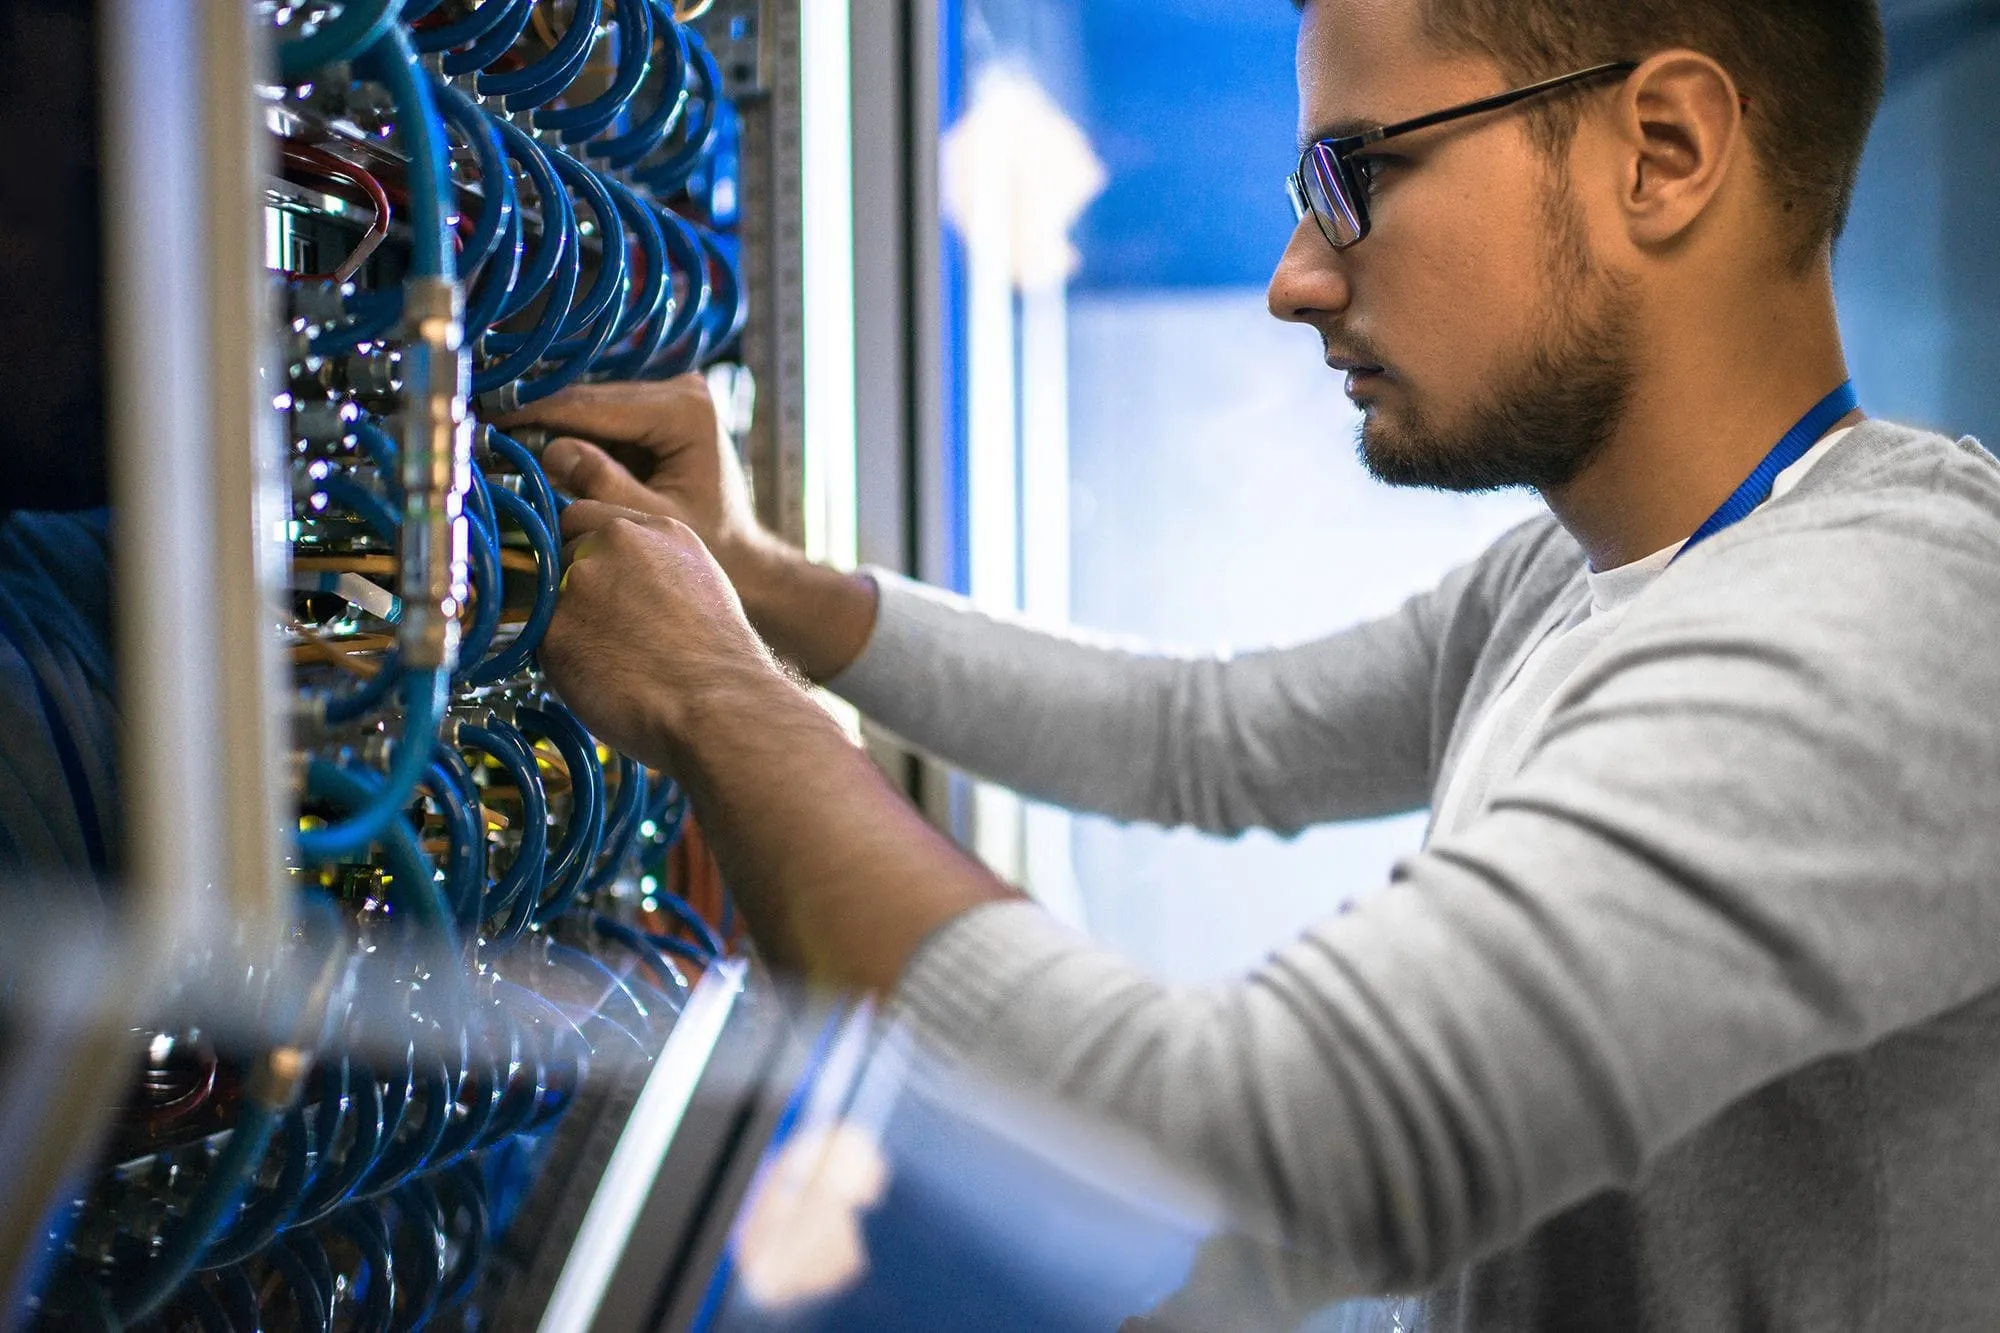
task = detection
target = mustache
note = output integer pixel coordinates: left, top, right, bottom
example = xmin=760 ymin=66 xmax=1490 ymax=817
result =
xmin=1319 ymin=328 xmax=1388 ymax=371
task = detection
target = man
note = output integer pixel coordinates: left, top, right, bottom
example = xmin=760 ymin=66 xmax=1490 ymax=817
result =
xmin=509 ymin=0 xmax=2000 ymax=1324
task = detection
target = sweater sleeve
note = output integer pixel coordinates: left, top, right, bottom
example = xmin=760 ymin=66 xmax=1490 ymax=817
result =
xmin=892 ymin=512 xmax=2000 ymax=1293
xmin=830 ymin=520 xmax=1565 ymax=836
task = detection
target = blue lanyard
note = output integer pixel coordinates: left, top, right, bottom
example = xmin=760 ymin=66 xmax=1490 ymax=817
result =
xmin=1672 ymin=380 xmax=1860 ymax=563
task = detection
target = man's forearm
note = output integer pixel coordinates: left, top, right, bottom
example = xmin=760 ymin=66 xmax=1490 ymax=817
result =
xmin=658 ymin=666 xmax=1018 ymax=990
xmin=729 ymin=540 xmax=880 ymax=684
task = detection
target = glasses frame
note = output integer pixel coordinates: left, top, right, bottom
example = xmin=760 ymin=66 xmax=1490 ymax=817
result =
xmin=1287 ymin=60 xmax=1642 ymax=251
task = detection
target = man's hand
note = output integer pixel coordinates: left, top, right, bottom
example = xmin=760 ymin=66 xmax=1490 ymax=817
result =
xmin=541 ymin=499 xmax=788 ymax=766
xmin=543 ymin=497 xmax=1017 ymax=993
xmin=500 ymin=376 xmax=878 ymax=683
xmin=500 ymin=374 xmax=761 ymax=564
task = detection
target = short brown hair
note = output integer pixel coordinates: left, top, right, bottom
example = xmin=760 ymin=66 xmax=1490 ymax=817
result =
xmin=1299 ymin=0 xmax=1886 ymax=269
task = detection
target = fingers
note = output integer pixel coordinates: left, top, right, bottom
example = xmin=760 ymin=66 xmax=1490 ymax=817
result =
xmin=541 ymin=436 xmax=668 ymax=513
xmin=494 ymin=374 xmax=714 ymax=448
xmin=559 ymin=498 xmax=649 ymax=543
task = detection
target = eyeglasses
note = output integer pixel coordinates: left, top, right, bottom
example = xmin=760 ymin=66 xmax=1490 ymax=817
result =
xmin=1286 ymin=61 xmax=1641 ymax=250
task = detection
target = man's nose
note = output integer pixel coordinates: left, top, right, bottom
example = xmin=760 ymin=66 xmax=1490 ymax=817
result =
xmin=1268 ymin=219 xmax=1353 ymax=325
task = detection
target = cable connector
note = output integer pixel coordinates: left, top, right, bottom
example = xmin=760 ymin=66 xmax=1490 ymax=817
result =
xmin=396 ymin=276 xmax=473 ymax=672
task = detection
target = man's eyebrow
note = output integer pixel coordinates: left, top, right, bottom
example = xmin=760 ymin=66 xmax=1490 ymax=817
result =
xmin=1298 ymin=119 xmax=1381 ymax=151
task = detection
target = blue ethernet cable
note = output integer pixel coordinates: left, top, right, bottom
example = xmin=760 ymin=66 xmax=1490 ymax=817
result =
xmin=458 ymin=718 xmax=550 ymax=932
xmin=592 ymin=915 xmax=690 ymax=1000
xmin=491 ymin=117 xmax=574 ymax=325
xmin=293 ymin=1064 xmax=385 ymax=1228
xmin=605 ymin=180 xmax=674 ymax=345
xmin=581 ymin=754 xmax=646 ymax=898
xmin=516 ymin=703 xmax=607 ymax=926
xmin=423 ymin=752 xmax=487 ymax=934
xmin=354 ymin=28 xmax=454 ymax=282
xmin=413 ymin=0 xmax=523 ymax=55
xmin=457 ymin=492 xmax=504 ymax=675
xmin=594 ymin=2 xmax=691 ymax=168
xmin=538 ymin=0 xmax=654 ymax=142
xmin=433 ymin=76 xmax=515 ymax=278
xmin=482 ymin=0 xmax=604 ymax=107
xmin=635 ymin=31 xmax=725 ymax=197
xmin=598 ymin=203 xmax=708 ymax=379
xmin=460 ymin=487 xmax=559 ymax=686
xmin=485 ymin=430 xmax=562 ymax=537
xmin=299 ymin=752 xmax=457 ymax=943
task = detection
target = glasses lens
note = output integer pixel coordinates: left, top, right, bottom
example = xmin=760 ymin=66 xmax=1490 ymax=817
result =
xmin=1307 ymin=144 xmax=1366 ymax=247
xmin=1285 ymin=173 xmax=1312 ymax=225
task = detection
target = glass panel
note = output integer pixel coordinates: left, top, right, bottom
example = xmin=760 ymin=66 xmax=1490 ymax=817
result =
xmin=939 ymin=0 xmax=1539 ymax=978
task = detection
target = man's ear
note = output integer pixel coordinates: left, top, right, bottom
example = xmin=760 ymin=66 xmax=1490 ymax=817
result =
xmin=1609 ymin=49 xmax=1749 ymax=252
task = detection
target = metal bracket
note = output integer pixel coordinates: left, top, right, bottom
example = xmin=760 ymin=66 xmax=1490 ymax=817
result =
xmin=692 ymin=0 xmax=771 ymax=101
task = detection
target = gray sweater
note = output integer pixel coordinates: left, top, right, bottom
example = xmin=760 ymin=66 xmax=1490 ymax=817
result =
xmin=833 ymin=421 xmax=2000 ymax=1330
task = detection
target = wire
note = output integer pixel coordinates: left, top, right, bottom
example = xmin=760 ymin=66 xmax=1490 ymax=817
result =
xmin=355 ymin=26 xmax=455 ymax=282
xmin=296 ymin=670 xmax=450 ymax=872
xmin=538 ymin=0 xmax=655 ymax=143
xmin=460 ymin=487 xmax=559 ymax=685
xmin=593 ymin=2 xmax=690 ymax=168
xmin=279 ymin=141 xmax=393 ymax=284
xmin=481 ymin=0 xmax=604 ymax=107
xmin=516 ymin=704 xmax=606 ymax=925
xmin=460 ymin=718 xmax=551 ymax=936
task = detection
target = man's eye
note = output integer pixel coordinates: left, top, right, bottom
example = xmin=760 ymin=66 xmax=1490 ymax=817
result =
xmin=1351 ymin=155 xmax=1393 ymax=196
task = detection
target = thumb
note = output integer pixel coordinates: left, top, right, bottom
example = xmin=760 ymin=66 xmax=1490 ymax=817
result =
xmin=542 ymin=436 xmax=671 ymax=514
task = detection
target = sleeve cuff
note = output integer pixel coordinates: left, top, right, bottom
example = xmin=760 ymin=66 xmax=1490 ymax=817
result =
xmin=892 ymin=899 xmax=1093 ymax=1067
xmin=824 ymin=568 xmax=967 ymax=722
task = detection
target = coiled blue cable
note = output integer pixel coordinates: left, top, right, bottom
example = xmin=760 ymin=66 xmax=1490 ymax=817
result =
xmin=354 ymin=27 xmax=454 ymax=283
xmin=593 ymin=915 xmax=690 ymax=999
xmin=442 ymin=0 xmax=538 ymax=78
xmin=463 ymin=199 xmax=524 ymax=343
xmin=456 ymin=499 xmax=504 ymax=676
xmin=516 ymin=704 xmax=606 ymax=925
xmin=459 ymin=718 xmax=549 ymax=933
xmin=605 ymin=180 xmax=673 ymax=344
xmin=634 ymin=32 xmax=723 ymax=197
xmin=538 ymin=0 xmax=654 ymax=142
xmin=580 ymin=754 xmax=645 ymax=898
xmin=481 ymin=0 xmax=603 ymax=106
xmin=351 ymin=418 xmax=401 ymax=500
xmin=597 ymin=203 xmax=707 ymax=379
xmin=412 ymin=0 xmax=523 ymax=54
xmin=461 ymin=488 xmax=558 ymax=685
xmin=433 ymin=76 xmax=514 ymax=277
xmin=423 ymin=752 xmax=487 ymax=934
xmin=485 ymin=430 xmax=562 ymax=536
xmin=297 ymin=671 xmax=449 ymax=868
xmin=195 ymin=1108 xmax=311 ymax=1270
xmin=310 ymin=473 xmax=404 ymax=726
xmin=594 ymin=2 xmax=690 ymax=168
xmin=327 ymin=1206 xmax=395 ymax=1333
xmin=293 ymin=1065 xmax=385 ymax=1228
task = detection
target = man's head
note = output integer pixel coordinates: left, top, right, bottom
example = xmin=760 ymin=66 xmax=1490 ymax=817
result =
xmin=1271 ymin=0 xmax=1885 ymax=494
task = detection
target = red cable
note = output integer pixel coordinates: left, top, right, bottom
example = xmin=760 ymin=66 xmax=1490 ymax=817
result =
xmin=280 ymin=139 xmax=394 ymax=283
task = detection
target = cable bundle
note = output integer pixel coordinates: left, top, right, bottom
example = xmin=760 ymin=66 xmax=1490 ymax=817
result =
xmin=37 ymin=4 xmax=748 ymax=1327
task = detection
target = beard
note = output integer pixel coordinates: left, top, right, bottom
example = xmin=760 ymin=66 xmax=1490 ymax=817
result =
xmin=1355 ymin=176 xmax=1641 ymax=494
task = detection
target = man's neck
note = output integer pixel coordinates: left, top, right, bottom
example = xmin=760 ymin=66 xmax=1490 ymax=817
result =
xmin=1540 ymin=271 xmax=1859 ymax=571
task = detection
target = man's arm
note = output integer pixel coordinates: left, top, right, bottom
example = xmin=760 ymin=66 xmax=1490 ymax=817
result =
xmin=545 ymin=502 xmax=2000 ymax=1289
xmin=508 ymin=378 xmax=1512 ymax=834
